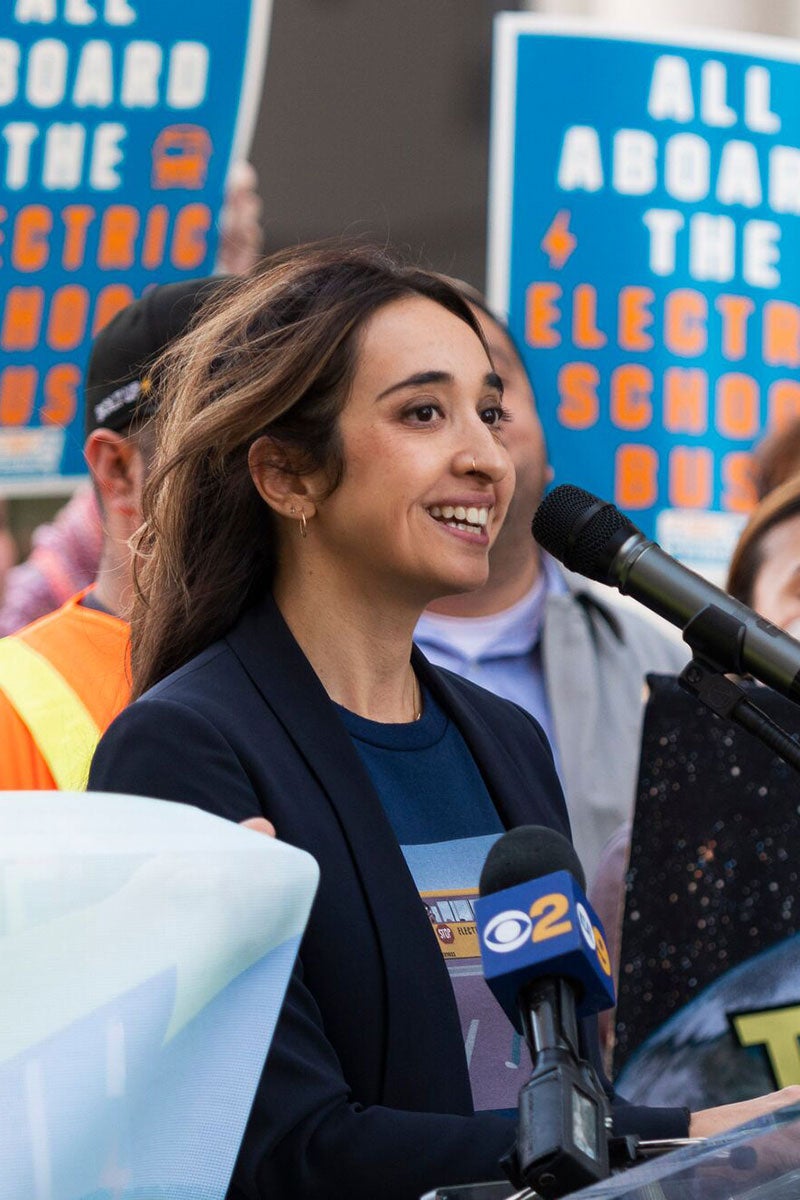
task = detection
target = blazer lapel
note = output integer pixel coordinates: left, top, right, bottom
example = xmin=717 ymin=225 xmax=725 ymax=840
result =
xmin=225 ymin=596 xmax=473 ymax=1109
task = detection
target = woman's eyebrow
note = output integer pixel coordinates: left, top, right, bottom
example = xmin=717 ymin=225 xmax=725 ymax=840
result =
xmin=377 ymin=369 xmax=503 ymax=400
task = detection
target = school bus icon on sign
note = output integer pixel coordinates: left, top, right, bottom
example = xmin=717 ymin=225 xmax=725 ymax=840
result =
xmin=152 ymin=125 xmax=213 ymax=190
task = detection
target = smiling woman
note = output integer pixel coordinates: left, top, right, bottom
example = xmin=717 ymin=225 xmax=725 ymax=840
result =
xmin=88 ymin=244 xmax=690 ymax=1200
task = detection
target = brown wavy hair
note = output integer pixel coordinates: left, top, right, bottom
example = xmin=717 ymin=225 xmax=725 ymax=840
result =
xmin=130 ymin=243 xmax=486 ymax=698
xmin=727 ymin=472 xmax=800 ymax=607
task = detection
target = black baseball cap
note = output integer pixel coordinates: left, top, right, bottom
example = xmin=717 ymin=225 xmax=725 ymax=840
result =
xmin=85 ymin=276 xmax=228 ymax=436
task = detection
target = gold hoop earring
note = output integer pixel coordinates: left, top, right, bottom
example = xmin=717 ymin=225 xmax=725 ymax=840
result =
xmin=300 ymin=510 xmax=308 ymax=539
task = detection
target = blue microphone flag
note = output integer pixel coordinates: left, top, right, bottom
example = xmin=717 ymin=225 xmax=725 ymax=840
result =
xmin=476 ymin=869 xmax=615 ymax=1025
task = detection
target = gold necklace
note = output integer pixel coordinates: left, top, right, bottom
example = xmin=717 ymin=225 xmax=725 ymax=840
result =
xmin=411 ymin=670 xmax=422 ymax=722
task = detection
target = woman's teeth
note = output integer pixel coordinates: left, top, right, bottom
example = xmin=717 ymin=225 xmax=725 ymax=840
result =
xmin=429 ymin=505 xmax=489 ymax=533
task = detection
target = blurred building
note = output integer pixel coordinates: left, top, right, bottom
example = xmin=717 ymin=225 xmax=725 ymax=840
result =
xmin=249 ymin=1 xmax=800 ymax=290
xmin=250 ymin=1 xmax=521 ymax=288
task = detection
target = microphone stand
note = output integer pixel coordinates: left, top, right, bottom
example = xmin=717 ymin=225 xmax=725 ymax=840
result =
xmin=677 ymin=605 xmax=800 ymax=776
xmin=511 ymin=977 xmax=611 ymax=1197
xmin=423 ymin=1137 xmax=723 ymax=1200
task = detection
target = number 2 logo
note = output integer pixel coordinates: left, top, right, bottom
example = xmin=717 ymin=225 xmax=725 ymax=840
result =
xmin=529 ymin=892 xmax=572 ymax=942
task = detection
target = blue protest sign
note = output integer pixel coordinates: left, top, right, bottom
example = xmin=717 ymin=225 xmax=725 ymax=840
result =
xmin=0 ymin=791 xmax=318 ymax=1200
xmin=0 ymin=0 xmax=271 ymax=492
xmin=488 ymin=17 xmax=800 ymax=578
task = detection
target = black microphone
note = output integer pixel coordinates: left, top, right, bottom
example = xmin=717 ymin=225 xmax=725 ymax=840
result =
xmin=533 ymin=483 xmax=800 ymax=702
xmin=476 ymin=826 xmax=613 ymax=1197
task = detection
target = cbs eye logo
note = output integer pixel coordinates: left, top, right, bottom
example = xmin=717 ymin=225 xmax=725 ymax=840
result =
xmin=482 ymin=910 xmax=533 ymax=954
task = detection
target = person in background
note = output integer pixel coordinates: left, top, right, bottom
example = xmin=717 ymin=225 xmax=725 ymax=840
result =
xmin=750 ymin=419 xmax=800 ymax=502
xmin=0 ymin=278 xmax=227 ymax=791
xmin=415 ymin=292 xmax=687 ymax=886
xmin=0 ymin=161 xmax=264 ymax=638
xmin=0 ymin=500 xmax=18 ymax=605
xmin=727 ymin=472 xmax=800 ymax=635
xmin=0 ymin=487 xmax=102 ymax=637
xmin=89 ymin=244 xmax=798 ymax=1200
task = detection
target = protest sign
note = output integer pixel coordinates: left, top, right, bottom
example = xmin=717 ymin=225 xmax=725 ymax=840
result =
xmin=0 ymin=0 xmax=271 ymax=492
xmin=0 ymin=790 xmax=317 ymax=1200
xmin=488 ymin=17 xmax=800 ymax=579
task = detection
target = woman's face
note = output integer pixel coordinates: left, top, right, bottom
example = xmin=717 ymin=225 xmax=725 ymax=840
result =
xmin=313 ymin=294 xmax=514 ymax=605
xmin=470 ymin=309 xmax=549 ymax=560
xmin=751 ymin=511 xmax=800 ymax=637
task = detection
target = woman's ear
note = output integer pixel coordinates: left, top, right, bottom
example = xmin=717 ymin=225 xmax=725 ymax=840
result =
xmin=248 ymin=436 xmax=318 ymax=521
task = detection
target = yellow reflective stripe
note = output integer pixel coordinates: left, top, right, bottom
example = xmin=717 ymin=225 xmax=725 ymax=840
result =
xmin=0 ymin=638 xmax=101 ymax=790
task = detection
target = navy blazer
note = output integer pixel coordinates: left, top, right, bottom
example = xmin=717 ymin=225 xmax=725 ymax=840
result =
xmin=89 ymin=593 xmax=687 ymax=1200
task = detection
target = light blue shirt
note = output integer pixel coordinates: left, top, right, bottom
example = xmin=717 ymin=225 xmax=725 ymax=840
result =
xmin=414 ymin=556 xmax=567 ymax=779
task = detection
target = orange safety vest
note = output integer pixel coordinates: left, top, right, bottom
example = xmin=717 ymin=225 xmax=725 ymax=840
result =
xmin=0 ymin=590 xmax=130 ymax=791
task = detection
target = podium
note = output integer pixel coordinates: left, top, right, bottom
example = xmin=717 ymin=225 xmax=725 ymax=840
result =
xmin=422 ymin=1100 xmax=800 ymax=1199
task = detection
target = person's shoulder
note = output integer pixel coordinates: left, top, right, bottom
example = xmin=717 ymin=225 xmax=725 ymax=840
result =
xmin=553 ymin=568 xmax=687 ymax=668
xmin=92 ymin=637 xmax=249 ymax=770
xmin=126 ymin=639 xmax=250 ymax=735
xmin=600 ymin=599 xmax=687 ymax=669
xmin=142 ymin=639 xmax=234 ymax=702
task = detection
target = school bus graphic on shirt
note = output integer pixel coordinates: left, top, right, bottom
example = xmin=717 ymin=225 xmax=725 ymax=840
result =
xmin=422 ymin=888 xmax=480 ymax=960
xmin=406 ymin=837 xmax=531 ymax=1111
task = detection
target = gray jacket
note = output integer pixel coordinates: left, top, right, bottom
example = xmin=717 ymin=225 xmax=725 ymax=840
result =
xmin=544 ymin=571 xmax=688 ymax=884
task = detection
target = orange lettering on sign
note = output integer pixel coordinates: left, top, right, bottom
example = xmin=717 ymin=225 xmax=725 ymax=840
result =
xmin=12 ymin=206 xmax=52 ymax=272
xmin=557 ymin=363 xmax=599 ymax=429
xmin=663 ymin=368 xmax=708 ymax=434
xmin=618 ymin=287 xmax=654 ymax=352
xmin=92 ymin=284 xmax=135 ymax=334
xmin=2 ymin=287 xmax=43 ymax=350
xmin=669 ymin=447 xmax=712 ymax=508
xmin=716 ymin=295 xmax=753 ymax=361
xmin=62 ymin=205 xmax=95 ymax=271
xmin=615 ymin=445 xmax=658 ymax=509
xmin=665 ymin=289 xmax=707 ymax=357
xmin=610 ymin=365 xmax=653 ymax=430
xmin=41 ymin=364 xmax=80 ymax=426
xmin=47 ymin=285 xmax=89 ymax=351
xmin=722 ymin=452 xmax=756 ymax=513
xmin=525 ymin=283 xmax=562 ymax=349
xmin=171 ymin=203 xmax=212 ymax=270
xmin=142 ymin=204 xmax=169 ymax=270
xmin=716 ymin=373 xmax=759 ymax=440
xmin=98 ymin=206 xmax=140 ymax=269
xmin=767 ymin=380 xmax=800 ymax=432
xmin=0 ymin=367 xmax=36 ymax=426
xmin=572 ymin=284 xmax=606 ymax=349
xmin=763 ymin=301 xmax=800 ymax=368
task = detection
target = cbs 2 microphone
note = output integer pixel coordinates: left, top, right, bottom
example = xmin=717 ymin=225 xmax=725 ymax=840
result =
xmin=476 ymin=827 xmax=616 ymax=1197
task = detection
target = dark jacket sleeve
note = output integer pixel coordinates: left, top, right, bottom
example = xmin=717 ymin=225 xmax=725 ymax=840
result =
xmin=234 ymin=957 xmax=516 ymax=1200
xmin=89 ymin=699 xmax=516 ymax=1200
xmin=578 ymin=1015 xmax=690 ymax=1141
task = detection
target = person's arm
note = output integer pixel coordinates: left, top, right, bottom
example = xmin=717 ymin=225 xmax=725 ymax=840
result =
xmin=214 ymin=160 xmax=263 ymax=276
xmin=89 ymin=698 xmax=515 ymax=1200
xmin=0 ymin=487 xmax=102 ymax=636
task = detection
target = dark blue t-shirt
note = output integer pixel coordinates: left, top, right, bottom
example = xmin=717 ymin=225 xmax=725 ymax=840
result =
xmin=337 ymin=686 xmax=532 ymax=1111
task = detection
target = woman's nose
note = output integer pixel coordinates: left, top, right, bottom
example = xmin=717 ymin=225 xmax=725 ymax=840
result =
xmin=457 ymin=432 xmax=510 ymax=483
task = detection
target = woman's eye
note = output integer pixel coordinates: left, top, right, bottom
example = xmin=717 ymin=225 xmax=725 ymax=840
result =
xmin=410 ymin=404 xmax=438 ymax=423
xmin=481 ymin=404 xmax=509 ymax=426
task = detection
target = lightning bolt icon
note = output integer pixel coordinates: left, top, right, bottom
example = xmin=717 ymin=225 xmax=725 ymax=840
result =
xmin=541 ymin=210 xmax=577 ymax=269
